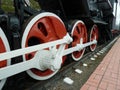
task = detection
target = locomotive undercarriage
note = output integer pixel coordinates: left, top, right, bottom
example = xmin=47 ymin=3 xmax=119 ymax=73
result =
xmin=0 ymin=0 xmax=116 ymax=89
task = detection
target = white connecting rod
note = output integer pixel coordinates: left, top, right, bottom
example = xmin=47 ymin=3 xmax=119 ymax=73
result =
xmin=0 ymin=44 xmax=65 ymax=79
xmin=50 ymin=44 xmax=66 ymax=71
xmin=0 ymin=33 xmax=72 ymax=61
xmin=63 ymin=40 xmax=97 ymax=55
xmin=0 ymin=53 xmax=40 ymax=79
xmin=0 ymin=40 xmax=96 ymax=79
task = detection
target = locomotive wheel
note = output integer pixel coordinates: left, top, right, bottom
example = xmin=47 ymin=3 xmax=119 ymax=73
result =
xmin=71 ymin=20 xmax=87 ymax=61
xmin=89 ymin=25 xmax=99 ymax=51
xmin=0 ymin=28 xmax=10 ymax=90
xmin=21 ymin=12 xmax=67 ymax=80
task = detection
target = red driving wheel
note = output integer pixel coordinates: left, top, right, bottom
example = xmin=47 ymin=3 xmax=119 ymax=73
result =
xmin=89 ymin=25 xmax=99 ymax=51
xmin=22 ymin=12 xmax=67 ymax=80
xmin=71 ymin=20 xmax=87 ymax=61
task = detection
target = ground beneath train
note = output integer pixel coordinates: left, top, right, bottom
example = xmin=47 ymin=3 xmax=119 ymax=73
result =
xmin=45 ymin=51 xmax=108 ymax=90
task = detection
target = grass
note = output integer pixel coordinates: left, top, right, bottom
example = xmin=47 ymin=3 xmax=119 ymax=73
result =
xmin=1 ymin=0 xmax=40 ymax=13
xmin=1 ymin=0 xmax=14 ymax=12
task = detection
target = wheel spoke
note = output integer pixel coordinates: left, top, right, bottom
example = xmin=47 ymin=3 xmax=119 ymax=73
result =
xmin=28 ymin=25 xmax=47 ymax=41
xmin=73 ymin=27 xmax=80 ymax=38
xmin=39 ymin=18 xmax=57 ymax=39
xmin=76 ymin=24 xmax=82 ymax=38
xmin=72 ymin=41 xmax=79 ymax=47
xmin=77 ymin=24 xmax=87 ymax=42
xmin=28 ymin=17 xmax=58 ymax=42
xmin=92 ymin=29 xmax=96 ymax=35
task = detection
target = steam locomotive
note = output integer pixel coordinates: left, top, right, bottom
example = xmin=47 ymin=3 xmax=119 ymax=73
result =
xmin=0 ymin=0 xmax=118 ymax=89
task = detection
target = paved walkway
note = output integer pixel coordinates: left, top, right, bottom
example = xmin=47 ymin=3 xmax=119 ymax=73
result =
xmin=80 ymin=38 xmax=120 ymax=90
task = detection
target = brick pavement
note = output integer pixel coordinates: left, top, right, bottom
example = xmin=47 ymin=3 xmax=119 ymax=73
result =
xmin=80 ymin=38 xmax=120 ymax=90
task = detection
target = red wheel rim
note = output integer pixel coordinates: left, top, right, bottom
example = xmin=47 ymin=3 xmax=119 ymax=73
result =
xmin=71 ymin=21 xmax=87 ymax=61
xmin=0 ymin=28 xmax=10 ymax=90
xmin=90 ymin=25 xmax=99 ymax=51
xmin=0 ymin=38 xmax=7 ymax=68
xmin=22 ymin=13 xmax=67 ymax=79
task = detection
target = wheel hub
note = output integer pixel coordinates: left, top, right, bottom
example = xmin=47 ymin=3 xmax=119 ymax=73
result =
xmin=36 ymin=50 xmax=62 ymax=71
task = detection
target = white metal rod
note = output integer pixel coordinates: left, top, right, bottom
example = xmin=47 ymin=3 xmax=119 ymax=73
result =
xmin=0 ymin=38 xmax=67 ymax=61
xmin=63 ymin=46 xmax=79 ymax=56
xmin=0 ymin=40 xmax=97 ymax=79
xmin=64 ymin=40 xmax=97 ymax=55
xmin=83 ymin=40 xmax=97 ymax=48
xmin=0 ymin=45 xmax=66 ymax=79
xmin=51 ymin=44 xmax=66 ymax=71
xmin=0 ymin=58 xmax=37 ymax=79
